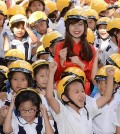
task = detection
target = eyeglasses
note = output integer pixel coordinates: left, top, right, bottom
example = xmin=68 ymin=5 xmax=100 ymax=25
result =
xmin=19 ymin=107 xmax=37 ymax=114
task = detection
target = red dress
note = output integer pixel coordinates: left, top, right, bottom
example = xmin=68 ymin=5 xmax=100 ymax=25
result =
xmin=54 ymin=41 xmax=96 ymax=95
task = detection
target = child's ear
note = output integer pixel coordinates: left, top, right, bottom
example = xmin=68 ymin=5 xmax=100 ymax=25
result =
xmin=61 ymin=94 xmax=69 ymax=102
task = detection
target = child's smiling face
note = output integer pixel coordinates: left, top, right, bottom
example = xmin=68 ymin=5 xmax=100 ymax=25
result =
xmin=12 ymin=23 xmax=26 ymax=38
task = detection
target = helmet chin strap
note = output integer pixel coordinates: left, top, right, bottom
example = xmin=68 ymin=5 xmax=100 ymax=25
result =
xmin=36 ymin=83 xmax=46 ymax=91
xmin=65 ymin=96 xmax=89 ymax=120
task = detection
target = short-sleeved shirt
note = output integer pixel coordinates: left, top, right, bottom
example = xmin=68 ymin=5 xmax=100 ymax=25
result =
xmin=50 ymin=96 xmax=101 ymax=134
xmin=93 ymin=92 xmax=120 ymax=134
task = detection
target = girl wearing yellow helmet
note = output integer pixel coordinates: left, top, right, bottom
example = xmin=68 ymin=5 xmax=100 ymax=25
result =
xmin=3 ymin=88 xmax=54 ymax=134
xmin=4 ymin=14 xmax=38 ymax=62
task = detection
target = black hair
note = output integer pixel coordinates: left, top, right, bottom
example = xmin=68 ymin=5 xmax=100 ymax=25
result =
xmin=64 ymin=19 xmax=93 ymax=61
xmin=33 ymin=64 xmax=49 ymax=88
xmin=0 ymin=73 xmax=7 ymax=92
xmin=8 ymin=71 xmax=33 ymax=88
xmin=15 ymin=89 xmax=41 ymax=117
xmin=11 ymin=21 xmax=28 ymax=38
xmin=28 ymin=0 xmax=45 ymax=11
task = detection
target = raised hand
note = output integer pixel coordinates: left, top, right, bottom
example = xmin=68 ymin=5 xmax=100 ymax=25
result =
xmin=106 ymin=66 xmax=115 ymax=77
xmin=49 ymin=61 xmax=58 ymax=74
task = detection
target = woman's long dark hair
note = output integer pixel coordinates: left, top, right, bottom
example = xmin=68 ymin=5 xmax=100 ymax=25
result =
xmin=63 ymin=19 xmax=93 ymax=61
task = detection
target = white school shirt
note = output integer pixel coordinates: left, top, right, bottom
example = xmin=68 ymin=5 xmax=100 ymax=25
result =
xmin=56 ymin=17 xmax=66 ymax=37
xmin=50 ymin=95 xmax=101 ymax=134
xmin=114 ymin=102 xmax=120 ymax=127
xmin=94 ymin=37 xmax=118 ymax=65
xmin=0 ymin=24 xmax=12 ymax=58
xmin=11 ymin=116 xmax=54 ymax=134
xmin=9 ymin=35 xmax=37 ymax=60
xmin=93 ymin=92 xmax=120 ymax=134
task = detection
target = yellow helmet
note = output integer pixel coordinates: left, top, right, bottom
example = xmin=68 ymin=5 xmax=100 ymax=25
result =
xmin=57 ymin=75 xmax=84 ymax=99
xmin=0 ymin=65 xmax=9 ymax=78
xmin=36 ymin=45 xmax=49 ymax=59
xmin=107 ymin=18 xmax=120 ymax=32
xmin=84 ymin=9 xmax=99 ymax=20
xmin=32 ymin=59 xmax=49 ymax=70
xmin=8 ymin=5 xmax=26 ymax=16
xmin=86 ymin=28 xmax=95 ymax=44
xmin=57 ymin=0 xmax=71 ymax=12
xmin=90 ymin=0 xmax=108 ymax=15
xmin=114 ymin=2 xmax=120 ymax=8
xmin=5 ymin=49 xmax=25 ymax=62
xmin=80 ymin=0 xmax=91 ymax=5
xmin=8 ymin=60 xmax=33 ymax=77
xmin=96 ymin=17 xmax=110 ymax=27
xmin=9 ymin=14 xmax=27 ymax=28
xmin=61 ymin=67 xmax=86 ymax=83
xmin=0 ymin=1 xmax=8 ymax=16
xmin=106 ymin=53 xmax=120 ymax=69
xmin=45 ymin=1 xmax=57 ymax=14
xmin=28 ymin=11 xmax=48 ymax=26
xmin=95 ymin=65 xmax=120 ymax=83
xmin=42 ymin=31 xmax=64 ymax=50
xmin=64 ymin=8 xmax=87 ymax=22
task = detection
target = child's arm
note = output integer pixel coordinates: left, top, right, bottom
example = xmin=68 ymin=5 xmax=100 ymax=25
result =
xmin=46 ymin=62 xmax=60 ymax=114
xmin=40 ymin=104 xmax=54 ymax=134
xmin=116 ymin=126 xmax=120 ymax=134
xmin=96 ymin=67 xmax=115 ymax=108
xmin=3 ymin=94 xmax=15 ymax=134
xmin=24 ymin=23 xmax=38 ymax=45
xmin=31 ymin=41 xmax=42 ymax=56
xmin=4 ymin=36 xmax=10 ymax=52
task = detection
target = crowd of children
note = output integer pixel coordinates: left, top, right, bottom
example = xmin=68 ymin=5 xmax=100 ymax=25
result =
xmin=1 ymin=0 xmax=120 ymax=134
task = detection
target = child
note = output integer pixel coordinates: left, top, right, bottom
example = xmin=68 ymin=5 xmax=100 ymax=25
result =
xmin=32 ymin=60 xmax=58 ymax=133
xmin=0 ymin=1 xmax=10 ymax=65
xmin=46 ymin=61 xmax=115 ymax=134
xmin=4 ymin=49 xmax=25 ymax=67
xmin=107 ymin=18 xmax=120 ymax=53
xmin=42 ymin=31 xmax=64 ymax=58
xmin=94 ymin=17 xmax=111 ymax=66
xmin=3 ymin=88 xmax=54 ymax=134
xmin=106 ymin=53 xmax=120 ymax=69
xmin=4 ymin=14 xmax=38 ymax=62
xmin=36 ymin=45 xmax=50 ymax=61
xmin=0 ymin=66 xmax=8 ymax=128
xmin=28 ymin=0 xmax=45 ymax=12
xmin=32 ymin=60 xmax=49 ymax=95
xmin=54 ymin=8 xmax=96 ymax=82
xmin=84 ymin=8 xmax=99 ymax=32
xmin=56 ymin=0 xmax=75 ymax=36
xmin=92 ymin=65 xmax=120 ymax=133
xmin=28 ymin=11 xmax=52 ymax=59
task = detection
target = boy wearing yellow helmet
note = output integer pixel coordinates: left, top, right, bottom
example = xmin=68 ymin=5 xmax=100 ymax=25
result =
xmin=92 ymin=65 xmax=120 ymax=134
xmin=46 ymin=61 xmax=115 ymax=134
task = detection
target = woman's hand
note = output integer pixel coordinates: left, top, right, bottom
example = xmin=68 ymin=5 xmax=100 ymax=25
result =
xmin=70 ymin=56 xmax=85 ymax=69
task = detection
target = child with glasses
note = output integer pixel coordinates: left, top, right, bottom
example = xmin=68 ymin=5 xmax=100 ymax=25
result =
xmin=3 ymin=88 xmax=54 ymax=134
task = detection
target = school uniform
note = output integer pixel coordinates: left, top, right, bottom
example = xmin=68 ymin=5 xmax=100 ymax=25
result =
xmin=93 ymin=92 xmax=120 ymax=134
xmin=0 ymin=23 xmax=12 ymax=65
xmin=50 ymin=95 xmax=101 ymax=134
xmin=94 ymin=37 xmax=118 ymax=65
xmin=11 ymin=115 xmax=54 ymax=134
xmin=8 ymin=34 xmax=37 ymax=61
xmin=56 ymin=17 xmax=66 ymax=37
